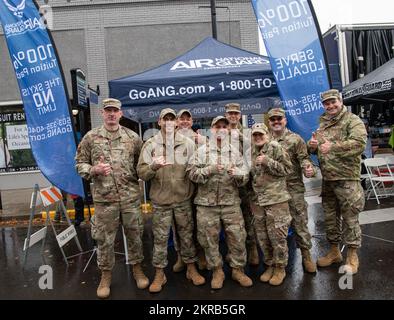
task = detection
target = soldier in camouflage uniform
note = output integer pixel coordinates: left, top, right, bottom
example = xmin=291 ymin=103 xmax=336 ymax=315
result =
xmin=267 ymin=108 xmax=317 ymax=273
xmin=171 ymin=109 xmax=208 ymax=273
xmin=308 ymin=89 xmax=367 ymax=274
xmin=249 ymin=123 xmax=293 ymax=286
xmin=187 ymin=116 xmax=253 ymax=289
xmin=75 ymin=98 xmax=148 ymax=299
xmin=225 ymin=103 xmax=259 ymax=266
xmin=137 ymin=108 xmax=205 ymax=293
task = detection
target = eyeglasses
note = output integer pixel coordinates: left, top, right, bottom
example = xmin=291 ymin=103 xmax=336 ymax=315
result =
xmin=269 ymin=117 xmax=283 ymax=122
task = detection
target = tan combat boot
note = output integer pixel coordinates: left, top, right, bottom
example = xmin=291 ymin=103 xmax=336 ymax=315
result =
xmin=269 ymin=267 xmax=286 ymax=286
xmin=172 ymin=252 xmax=185 ymax=273
xmin=317 ymin=244 xmax=343 ymax=267
xmin=343 ymin=247 xmax=359 ymax=274
xmin=211 ymin=267 xmax=225 ymax=289
xmin=259 ymin=265 xmax=274 ymax=282
xmin=248 ymin=243 xmax=260 ymax=266
xmin=197 ymin=251 xmax=207 ymax=270
xmin=149 ymin=268 xmax=167 ymax=293
xmin=97 ymin=270 xmax=111 ymax=299
xmin=301 ymin=249 xmax=317 ymax=273
xmin=232 ymin=268 xmax=253 ymax=287
xmin=186 ymin=263 xmax=206 ymax=286
xmin=132 ymin=263 xmax=149 ymax=289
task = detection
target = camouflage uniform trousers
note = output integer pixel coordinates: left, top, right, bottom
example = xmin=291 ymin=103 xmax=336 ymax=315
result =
xmin=197 ymin=204 xmax=247 ymax=269
xmin=322 ymin=180 xmax=364 ymax=248
xmin=253 ymin=201 xmax=292 ymax=267
xmin=152 ymin=199 xmax=198 ymax=268
xmin=172 ymin=201 xmax=204 ymax=256
xmin=240 ymin=189 xmax=257 ymax=251
xmin=288 ymin=189 xmax=313 ymax=251
xmin=91 ymin=200 xmax=144 ymax=271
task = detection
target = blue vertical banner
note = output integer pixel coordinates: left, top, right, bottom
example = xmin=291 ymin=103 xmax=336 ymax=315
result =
xmin=0 ymin=0 xmax=84 ymax=196
xmin=251 ymin=0 xmax=332 ymax=141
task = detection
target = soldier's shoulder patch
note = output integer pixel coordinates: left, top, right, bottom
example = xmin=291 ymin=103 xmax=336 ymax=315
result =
xmin=121 ymin=126 xmax=140 ymax=139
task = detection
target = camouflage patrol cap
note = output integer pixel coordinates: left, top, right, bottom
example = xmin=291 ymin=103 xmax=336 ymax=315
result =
xmin=268 ymin=108 xmax=286 ymax=119
xmin=177 ymin=109 xmax=192 ymax=118
xmin=321 ymin=89 xmax=342 ymax=102
xmin=211 ymin=116 xmax=229 ymax=127
xmin=224 ymin=103 xmax=241 ymax=113
xmin=102 ymin=98 xmax=121 ymax=110
xmin=159 ymin=108 xmax=177 ymax=119
xmin=252 ymin=123 xmax=268 ymax=135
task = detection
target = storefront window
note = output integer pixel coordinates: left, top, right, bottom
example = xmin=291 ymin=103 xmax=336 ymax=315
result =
xmin=0 ymin=111 xmax=38 ymax=173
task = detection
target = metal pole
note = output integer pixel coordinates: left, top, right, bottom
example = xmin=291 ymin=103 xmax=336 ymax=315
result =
xmin=23 ymin=184 xmax=39 ymax=268
xmin=210 ymin=0 xmax=217 ymax=39
xmin=138 ymin=122 xmax=148 ymax=205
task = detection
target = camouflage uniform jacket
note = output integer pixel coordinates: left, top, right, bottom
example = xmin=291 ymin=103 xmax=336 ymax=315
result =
xmin=187 ymin=141 xmax=248 ymax=206
xmin=137 ymin=131 xmax=195 ymax=206
xmin=272 ymin=128 xmax=316 ymax=193
xmin=250 ymin=140 xmax=292 ymax=206
xmin=75 ymin=125 xmax=142 ymax=203
xmin=307 ymin=106 xmax=367 ymax=181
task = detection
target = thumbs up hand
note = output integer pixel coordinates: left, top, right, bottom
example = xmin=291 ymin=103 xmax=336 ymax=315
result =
xmin=151 ymin=155 xmax=167 ymax=171
xmin=320 ymin=137 xmax=332 ymax=155
xmin=93 ymin=156 xmax=112 ymax=176
xmin=304 ymin=163 xmax=315 ymax=178
xmin=309 ymin=132 xmax=319 ymax=151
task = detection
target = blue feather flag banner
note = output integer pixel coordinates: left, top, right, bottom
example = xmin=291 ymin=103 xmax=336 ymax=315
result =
xmin=0 ymin=0 xmax=84 ymax=196
xmin=250 ymin=0 xmax=332 ymax=141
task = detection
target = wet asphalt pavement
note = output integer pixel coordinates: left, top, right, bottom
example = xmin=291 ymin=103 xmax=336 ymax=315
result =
xmin=0 ymin=198 xmax=393 ymax=300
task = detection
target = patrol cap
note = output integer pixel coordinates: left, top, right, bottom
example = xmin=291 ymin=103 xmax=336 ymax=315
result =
xmin=321 ymin=89 xmax=342 ymax=103
xmin=224 ymin=102 xmax=241 ymax=113
xmin=102 ymin=98 xmax=121 ymax=110
xmin=211 ymin=116 xmax=229 ymax=127
xmin=251 ymin=123 xmax=268 ymax=135
xmin=268 ymin=108 xmax=286 ymax=119
xmin=159 ymin=108 xmax=177 ymax=119
xmin=177 ymin=109 xmax=192 ymax=118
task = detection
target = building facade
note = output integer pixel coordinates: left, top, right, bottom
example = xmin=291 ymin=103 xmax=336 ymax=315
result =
xmin=0 ymin=0 xmax=260 ymax=216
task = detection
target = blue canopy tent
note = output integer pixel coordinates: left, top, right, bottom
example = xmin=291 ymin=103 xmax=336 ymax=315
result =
xmin=109 ymin=37 xmax=280 ymax=124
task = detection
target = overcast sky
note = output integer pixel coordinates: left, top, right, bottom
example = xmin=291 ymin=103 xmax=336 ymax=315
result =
xmin=258 ymin=0 xmax=394 ymax=54
xmin=312 ymin=0 xmax=394 ymax=33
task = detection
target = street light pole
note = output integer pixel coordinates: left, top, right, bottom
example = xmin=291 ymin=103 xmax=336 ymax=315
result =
xmin=210 ymin=0 xmax=217 ymax=39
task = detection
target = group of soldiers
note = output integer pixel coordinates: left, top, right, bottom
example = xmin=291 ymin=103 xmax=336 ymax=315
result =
xmin=75 ymin=89 xmax=367 ymax=299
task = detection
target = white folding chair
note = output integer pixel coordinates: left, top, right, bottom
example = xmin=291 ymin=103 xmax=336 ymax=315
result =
xmin=364 ymin=158 xmax=394 ymax=204
xmin=385 ymin=155 xmax=394 ymax=167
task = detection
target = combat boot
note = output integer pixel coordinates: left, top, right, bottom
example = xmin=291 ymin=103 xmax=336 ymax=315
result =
xmin=231 ymin=268 xmax=253 ymax=287
xmin=259 ymin=265 xmax=274 ymax=282
xmin=301 ymin=249 xmax=317 ymax=273
xmin=149 ymin=268 xmax=167 ymax=293
xmin=132 ymin=263 xmax=149 ymax=289
xmin=248 ymin=243 xmax=260 ymax=266
xmin=211 ymin=267 xmax=225 ymax=289
xmin=343 ymin=247 xmax=359 ymax=274
xmin=97 ymin=270 xmax=111 ymax=299
xmin=317 ymin=244 xmax=343 ymax=267
xmin=172 ymin=252 xmax=185 ymax=273
xmin=269 ymin=267 xmax=286 ymax=286
xmin=197 ymin=251 xmax=207 ymax=270
xmin=186 ymin=263 xmax=205 ymax=286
